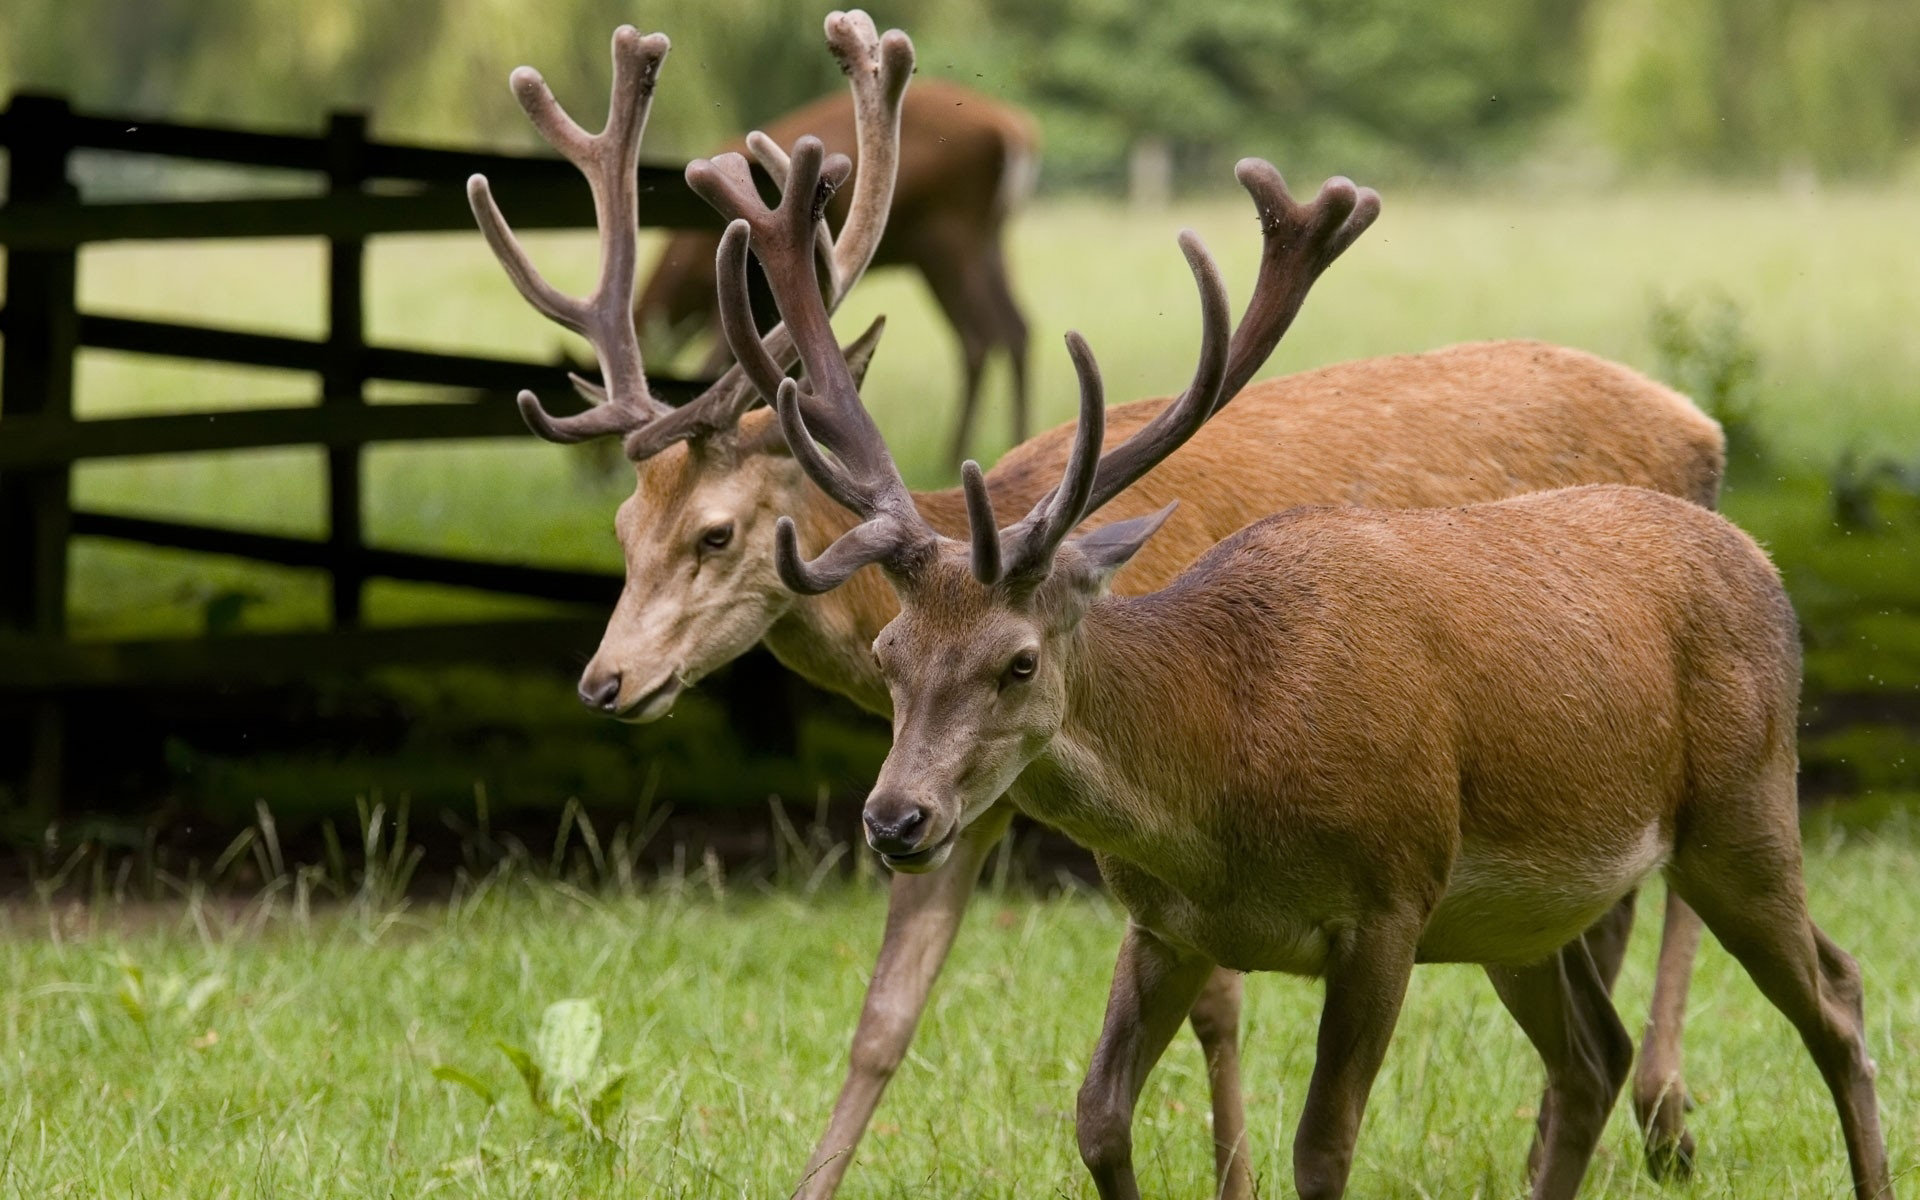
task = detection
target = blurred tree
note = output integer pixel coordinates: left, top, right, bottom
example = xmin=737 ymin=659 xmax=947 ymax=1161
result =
xmin=1587 ymin=0 xmax=1920 ymax=178
xmin=980 ymin=0 xmax=1592 ymax=187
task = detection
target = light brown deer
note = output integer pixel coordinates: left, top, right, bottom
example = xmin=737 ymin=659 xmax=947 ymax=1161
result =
xmin=708 ymin=138 xmax=1893 ymax=1200
xmin=475 ymin=17 xmax=1715 ymax=1195
xmin=636 ymin=81 xmax=1037 ymax=467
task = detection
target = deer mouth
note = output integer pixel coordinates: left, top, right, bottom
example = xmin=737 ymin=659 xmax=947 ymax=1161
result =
xmin=880 ymin=831 xmax=956 ymax=874
xmin=616 ymin=673 xmax=684 ymax=723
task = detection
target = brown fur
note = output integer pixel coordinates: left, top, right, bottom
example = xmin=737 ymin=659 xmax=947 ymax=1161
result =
xmin=865 ymin=485 xmax=1887 ymax=1199
xmin=763 ymin=339 xmax=1722 ymax=715
xmin=636 ymin=79 xmax=1038 ymax=458
xmin=591 ymin=338 xmax=1724 ymax=1200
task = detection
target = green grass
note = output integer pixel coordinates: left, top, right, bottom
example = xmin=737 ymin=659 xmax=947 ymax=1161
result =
xmin=2 ymin=821 xmax=1915 ymax=1197
xmin=38 ymin=182 xmax=1920 ymax=640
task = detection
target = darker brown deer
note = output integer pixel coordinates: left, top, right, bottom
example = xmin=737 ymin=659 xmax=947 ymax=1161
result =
xmin=638 ymin=81 xmax=1036 ymax=467
xmin=708 ymin=139 xmax=1892 ymax=1199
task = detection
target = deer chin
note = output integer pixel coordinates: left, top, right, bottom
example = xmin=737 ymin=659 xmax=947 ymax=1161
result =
xmin=880 ymin=831 xmax=956 ymax=874
xmin=615 ymin=673 xmax=685 ymax=724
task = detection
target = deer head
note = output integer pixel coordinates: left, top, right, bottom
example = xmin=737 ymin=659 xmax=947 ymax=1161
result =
xmin=468 ymin=13 xmax=911 ymax=720
xmin=701 ymin=134 xmax=1379 ymax=867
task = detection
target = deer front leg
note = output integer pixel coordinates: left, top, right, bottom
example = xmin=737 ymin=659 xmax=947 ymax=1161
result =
xmin=1078 ymin=925 xmax=1218 ymax=1200
xmin=1293 ymin=919 xmax=1421 ymax=1200
xmin=791 ymin=800 xmax=1014 ymax=1199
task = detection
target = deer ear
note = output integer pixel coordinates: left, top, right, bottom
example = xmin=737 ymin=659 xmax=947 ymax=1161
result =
xmin=843 ymin=315 xmax=887 ymax=388
xmin=1068 ymin=502 xmax=1178 ymax=590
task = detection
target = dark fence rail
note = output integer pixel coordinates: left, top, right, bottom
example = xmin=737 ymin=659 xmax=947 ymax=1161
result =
xmin=0 ymin=92 xmax=734 ymax=813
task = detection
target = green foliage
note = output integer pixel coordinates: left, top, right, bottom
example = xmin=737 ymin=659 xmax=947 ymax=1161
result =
xmin=1647 ymin=291 xmax=1764 ymax=472
xmin=5 ymin=0 xmax=1917 ymax=185
xmin=432 ymin=997 xmax=631 ymax=1136
xmin=1586 ymin=0 xmax=1920 ymax=178
xmin=3 ymin=853 xmax=1915 ymax=1194
xmin=984 ymin=0 xmax=1588 ymax=185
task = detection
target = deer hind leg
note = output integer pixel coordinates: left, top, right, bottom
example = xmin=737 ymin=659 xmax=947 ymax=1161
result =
xmin=1667 ymin=787 xmax=1890 ymax=1200
xmin=1633 ymin=888 xmax=1705 ymax=1180
xmin=791 ymin=800 xmax=1015 ymax=1200
xmin=914 ymin=229 xmax=1001 ymax=469
xmin=975 ymin=236 xmax=1031 ymax=446
xmin=1187 ymin=967 xmax=1254 ymax=1199
xmin=1490 ymin=937 xmax=1636 ymax=1200
xmin=1078 ymin=925 xmax=1217 ymax=1200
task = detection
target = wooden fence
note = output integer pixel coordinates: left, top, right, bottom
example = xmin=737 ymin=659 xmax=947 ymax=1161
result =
xmin=0 ymin=92 xmax=763 ymax=811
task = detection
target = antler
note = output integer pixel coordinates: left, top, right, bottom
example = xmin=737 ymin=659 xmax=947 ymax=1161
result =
xmin=467 ymin=27 xmax=671 ymax=444
xmin=1217 ymin=160 xmax=1381 ymax=404
xmin=1056 ymin=165 xmax=1380 ymax=526
xmin=968 ymin=162 xmax=1379 ymax=584
xmin=696 ymin=138 xmax=935 ymax=593
xmin=472 ymin=12 xmax=913 ymax=460
xmin=972 ymin=233 xmax=1230 ymax=583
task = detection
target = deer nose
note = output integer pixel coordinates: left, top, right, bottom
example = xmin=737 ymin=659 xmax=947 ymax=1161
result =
xmin=863 ymin=800 xmax=929 ymax=856
xmin=578 ymin=670 xmax=623 ymax=713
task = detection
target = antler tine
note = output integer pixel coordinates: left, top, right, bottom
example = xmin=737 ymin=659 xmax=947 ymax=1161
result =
xmin=822 ymin=10 xmax=915 ymax=293
xmin=993 ymin=232 xmax=1227 ymax=578
xmin=771 ymin=377 xmax=932 ymax=591
xmin=1216 ymin=160 xmax=1382 ymax=408
xmin=961 ymin=462 xmax=1002 ymax=584
xmin=746 ymin=130 xmax=839 ymax=289
xmin=623 ymin=13 xmax=914 ymax=460
xmin=993 ymin=332 xmax=1109 ymax=578
xmin=469 ymin=26 xmax=671 ymax=447
xmin=692 ymin=139 xmax=901 ymax=492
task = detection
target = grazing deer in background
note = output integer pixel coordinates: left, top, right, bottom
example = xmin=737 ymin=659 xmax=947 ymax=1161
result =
xmin=474 ymin=15 xmax=1719 ymax=1195
xmin=707 ymin=137 xmax=1892 ymax=1200
xmin=637 ymin=81 xmax=1037 ymax=467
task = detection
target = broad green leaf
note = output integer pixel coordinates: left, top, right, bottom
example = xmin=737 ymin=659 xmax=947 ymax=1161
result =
xmin=496 ymin=1040 xmax=545 ymax=1113
xmin=587 ymin=1068 xmax=630 ymax=1131
xmin=533 ymin=999 xmax=601 ymax=1095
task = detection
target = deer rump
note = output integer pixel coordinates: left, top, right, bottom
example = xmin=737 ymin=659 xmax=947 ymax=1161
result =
xmin=1068 ymin=484 xmax=1794 ymax=976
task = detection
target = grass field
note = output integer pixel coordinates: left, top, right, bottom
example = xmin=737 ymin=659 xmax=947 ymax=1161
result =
xmin=46 ymin=182 xmax=1920 ymax=640
xmin=1 ymin=817 xmax=1914 ymax=1197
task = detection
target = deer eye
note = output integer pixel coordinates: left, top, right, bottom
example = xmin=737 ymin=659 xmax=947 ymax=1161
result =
xmin=1005 ymin=650 xmax=1038 ymax=685
xmin=699 ymin=522 xmax=734 ymax=552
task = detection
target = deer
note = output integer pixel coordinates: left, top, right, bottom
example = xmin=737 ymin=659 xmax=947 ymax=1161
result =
xmin=471 ymin=15 xmax=1718 ymax=1196
xmin=634 ymin=81 xmax=1037 ymax=467
xmin=703 ymin=134 xmax=1893 ymax=1200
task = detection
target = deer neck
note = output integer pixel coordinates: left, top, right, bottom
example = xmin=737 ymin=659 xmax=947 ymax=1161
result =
xmin=1012 ymin=596 xmax=1233 ymax=876
xmin=759 ymin=481 xmax=905 ymax=717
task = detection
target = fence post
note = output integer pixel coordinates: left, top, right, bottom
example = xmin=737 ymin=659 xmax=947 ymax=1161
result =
xmin=0 ymin=94 xmax=80 ymax=816
xmin=324 ymin=111 xmax=369 ymax=627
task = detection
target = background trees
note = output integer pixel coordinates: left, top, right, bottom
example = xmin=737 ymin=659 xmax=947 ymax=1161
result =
xmin=4 ymin=0 xmax=1917 ymax=190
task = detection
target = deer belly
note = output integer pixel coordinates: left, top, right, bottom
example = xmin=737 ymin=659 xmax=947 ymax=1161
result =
xmin=1417 ymin=825 xmax=1670 ymax=965
xmin=1100 ymin=856 xmax=1332 ymax=975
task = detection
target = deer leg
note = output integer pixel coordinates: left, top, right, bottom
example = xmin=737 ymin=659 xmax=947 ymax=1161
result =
xmin=1668 ymin=828 xmax=1890 ymax=1199
xmin=913 ymin=234 xmax=997 ymax=469
xmin=977 ymin=238 xmax=1031 ymax=445
xmin=1187 ymin=967 xmax=1254 ymax=1199
xmin=1634 ymin=887 xmax=1704 ymax=1180
xmin=1489 ymin=937 xmax=1635 ymax=1200
xmin=1526 ymin=889 xmax=1633 ymax=1180
xmin=1292 ymin=918 xmax=1421 ymax=1200
xmin=790 ymin=800 xmax=1015 ymax=1200
xmin=1077 ymin=924 xmax=1218 ymax=1200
